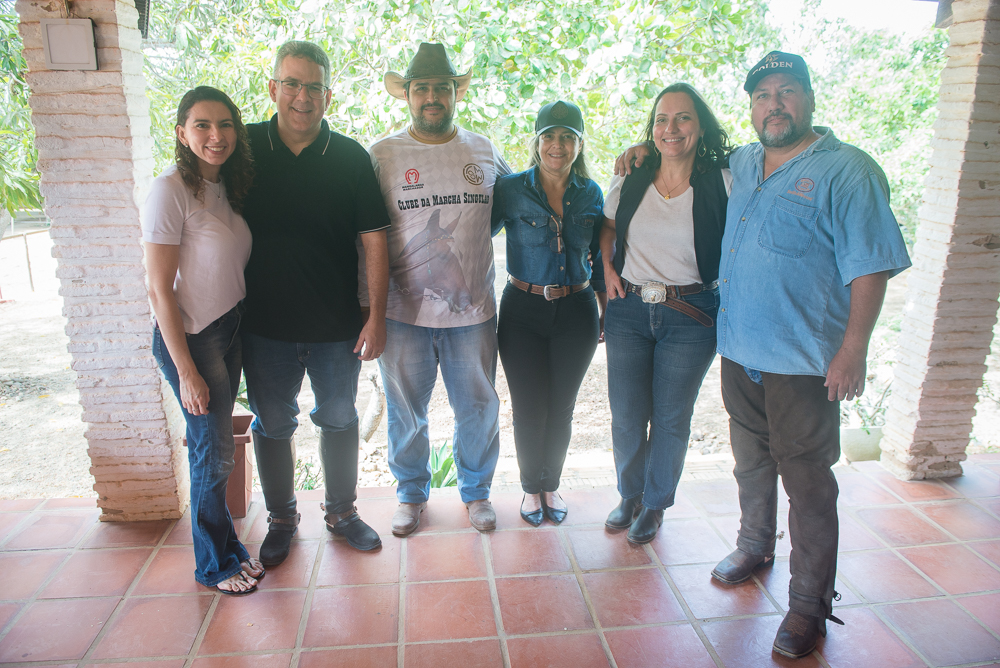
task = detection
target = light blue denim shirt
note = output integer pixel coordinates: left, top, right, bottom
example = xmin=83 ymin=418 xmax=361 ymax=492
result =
xmin=491 ymin=167 xmax=605 ymax=292
xmin=717 ymin=127 xmax=911 ymax=376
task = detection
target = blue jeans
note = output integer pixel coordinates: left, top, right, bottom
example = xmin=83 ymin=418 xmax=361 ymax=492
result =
xmin=380 ymin=317 xmax=501 ymax=504
xmin=153 ymin=306 xmax=250 ymax=587
xmin=241 ymin=333 xmax=362 ymax=515
xmin=605 ymin=290 xmax=718 ymax=510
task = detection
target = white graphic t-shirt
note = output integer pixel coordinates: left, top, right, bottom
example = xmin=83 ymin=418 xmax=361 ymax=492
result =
xmin=368 ymin=126 xmax=511 ymax=328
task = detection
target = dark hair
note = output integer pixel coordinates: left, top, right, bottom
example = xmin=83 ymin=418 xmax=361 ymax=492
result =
xmin=528 ymin=132 xmax=591 ymax=181
xmin=273 ymin=41 xmax=331 ymax=85
xmin=174 ymin=86 xmax=254 ymax=214
xmin=641 ymin=83 xmax=733 ymax=175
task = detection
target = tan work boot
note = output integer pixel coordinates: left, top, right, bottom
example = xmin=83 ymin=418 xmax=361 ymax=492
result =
xmin=392 ymin=502 xmax=426 ymax=537
xmin=466 ymin=499 xmax=496 ymax=532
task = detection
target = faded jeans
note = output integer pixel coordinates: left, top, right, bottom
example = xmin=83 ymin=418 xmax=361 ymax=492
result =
xmin=241 ymin=333 xmax=362 ymax=516
xmin=605 ymin=289 xmax=718 ymax=510
xmin=153 ymin=306 xmax=250 ymax=587
xmin=380 ymin=317 xmax=501 ymax=504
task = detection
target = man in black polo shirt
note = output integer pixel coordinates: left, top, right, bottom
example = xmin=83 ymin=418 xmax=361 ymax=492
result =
xmin=241 ymin=41 xmax=391 ymax=564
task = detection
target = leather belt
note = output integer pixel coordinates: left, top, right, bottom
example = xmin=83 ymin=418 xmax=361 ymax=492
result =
xmin=509 ymin=277 xmax=590 ymax=301
xmin=621 ymin=279 xmax=717 ymax=327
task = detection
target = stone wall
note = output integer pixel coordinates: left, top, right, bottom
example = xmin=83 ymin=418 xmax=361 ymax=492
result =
xmin=16 ymin=0 xmax=187 ymax=519
xmin=881 ymin=0 xmax=1000 ymax=479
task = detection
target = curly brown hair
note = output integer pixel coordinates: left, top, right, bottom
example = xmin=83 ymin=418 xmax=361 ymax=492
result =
xmin=174 ymin=86 xmax=254 ymax=214
xmin=641 ymin=83 xmax=733 ymax=176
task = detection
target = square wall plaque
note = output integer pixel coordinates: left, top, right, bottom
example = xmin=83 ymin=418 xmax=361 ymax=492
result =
xmin=39 ymin=18 xmax=98 ymax=70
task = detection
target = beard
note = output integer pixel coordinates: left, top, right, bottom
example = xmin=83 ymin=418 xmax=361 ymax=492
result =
xmin=411 ymin=104 xmax=454 ymax=136
xmin=757 ymin=112 xmax=811 ymax=148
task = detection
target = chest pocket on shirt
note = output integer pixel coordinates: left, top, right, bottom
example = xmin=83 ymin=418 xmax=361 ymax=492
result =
xmin=517 ymin=217 xmax=551 ymax=246
xmin=758 ymin=196 xmax=818 ymax=258
xmin=565 ymin=214 xmax=596 ymax=249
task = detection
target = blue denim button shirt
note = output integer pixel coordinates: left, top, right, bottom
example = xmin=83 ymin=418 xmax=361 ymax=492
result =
xmin=491 ymin=167 xmax=605 ymax=292
xmin=717 ymin=127 xmax=911 ymax=377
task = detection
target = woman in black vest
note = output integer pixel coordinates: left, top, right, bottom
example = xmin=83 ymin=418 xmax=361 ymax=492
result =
xmin=600 ymin=83 xmax=733 ymax=544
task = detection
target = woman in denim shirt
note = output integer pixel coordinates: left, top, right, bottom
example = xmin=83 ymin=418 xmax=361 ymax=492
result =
xmin=491 ymin=101 xmax=606 ymax=526
xmin=600 ymin=84 xmax=732 ymax=545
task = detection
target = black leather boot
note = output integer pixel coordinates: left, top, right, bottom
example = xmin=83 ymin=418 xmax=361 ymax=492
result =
xmin=605 ymin=495 xmax=642 ymax=529
xmin=253 ymin=433 xmax=298 ymax=566
xmin=711 ymin=548 xmax=775 ymax=584
xmin=318 ymin=425 xmax=379 ymax=551
xmin=323 ymin=503 xmax=382 ymax=551
xmin=773 ymin=607 xmax=844 ymax=658
xmin=772 ymin=610 xmax=824 ymax=658
xmin=626 ymin=506 xmax=664 ymax=544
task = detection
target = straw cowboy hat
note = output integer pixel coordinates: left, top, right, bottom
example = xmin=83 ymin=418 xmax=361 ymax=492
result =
xmin=383 ymin=42 xmax=472 ymax=102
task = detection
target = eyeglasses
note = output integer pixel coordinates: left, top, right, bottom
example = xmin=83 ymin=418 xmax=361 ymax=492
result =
xmin=273 ymin=79 xmax=330 ymax=99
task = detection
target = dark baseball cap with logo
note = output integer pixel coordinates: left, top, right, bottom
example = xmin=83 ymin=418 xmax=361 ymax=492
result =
xmin=535 ymin=100 xmax=585 ymax=137
xmin=744 ymin=51 xmax=812 ymax=94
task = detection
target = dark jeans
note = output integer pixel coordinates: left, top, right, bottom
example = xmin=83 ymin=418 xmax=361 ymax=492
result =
xmin=605 ymin=289 xmax=718 ymax=509
xmin=498 ymin=283 xmax=600 ymax=494
xmin=153 ymin=306 xmax=250 ymax=587
xmin=720 ymin=356 xmax=840 ymax=618
xmin=241 ymin=333 xmax=362 ymax=516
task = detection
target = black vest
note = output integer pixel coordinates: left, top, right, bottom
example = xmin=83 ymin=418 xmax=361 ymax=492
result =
xmin=612 ymin=160 xmax=729 ymax=285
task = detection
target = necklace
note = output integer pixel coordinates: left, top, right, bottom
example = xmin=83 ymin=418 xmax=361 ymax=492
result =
xmin=206 ymin=180 xmax=223 ymax=200
xmin=657 ymin=173 xmax=690 ymax=200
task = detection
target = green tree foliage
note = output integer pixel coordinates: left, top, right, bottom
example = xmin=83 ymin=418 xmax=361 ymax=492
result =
xmin=2 ymin=0 xmax=948 ymax=242
xmin=143 ymin=0 xmax=762 ymax=181
xmin=811 ymin=25 xmax=949 ymax=244
xmin=0 ymin=9 xmax=43 ymax=215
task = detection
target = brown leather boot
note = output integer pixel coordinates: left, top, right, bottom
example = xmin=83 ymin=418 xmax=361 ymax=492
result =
xmin=391 ymin=502 xmax=426 ymax=537
xmin=466 ymin=499 xmax=496 ymax=532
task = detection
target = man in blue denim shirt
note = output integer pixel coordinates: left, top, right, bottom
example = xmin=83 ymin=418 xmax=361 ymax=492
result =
xmin=711 ymin=52 xmax=911 ymax=659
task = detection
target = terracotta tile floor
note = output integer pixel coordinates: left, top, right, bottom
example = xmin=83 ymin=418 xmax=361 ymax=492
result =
xmin=1 ymin=455 xmax=999 ymax=667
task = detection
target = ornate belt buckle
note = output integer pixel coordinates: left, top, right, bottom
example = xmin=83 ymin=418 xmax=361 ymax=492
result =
xmin=542 ymin=284 xmax=561 ymax=301
xmin=640 ymin=281 xmax=667 ymax=304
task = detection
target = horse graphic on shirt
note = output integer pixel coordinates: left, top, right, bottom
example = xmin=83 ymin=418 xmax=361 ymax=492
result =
xmin=390 ymin=209 xmax=473 ymax=319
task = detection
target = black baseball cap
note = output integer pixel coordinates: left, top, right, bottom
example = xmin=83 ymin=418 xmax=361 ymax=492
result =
xmin=535 ymin=100 xmax=584 ymax=137
xmin=744 ymin=51 xmax=812 ymax=93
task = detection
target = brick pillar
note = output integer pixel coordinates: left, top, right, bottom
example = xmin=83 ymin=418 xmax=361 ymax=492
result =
xmin=880 ymin=0 xmax=1000 ymax=480
xmin=17 ymin=0 xmax=188 ymax=519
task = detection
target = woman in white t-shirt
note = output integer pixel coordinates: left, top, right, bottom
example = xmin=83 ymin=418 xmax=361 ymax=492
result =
xmin=599 ymin=84 xmax=733 ymax=545
xmin=142 ymin=87 xmax=258 ymax=594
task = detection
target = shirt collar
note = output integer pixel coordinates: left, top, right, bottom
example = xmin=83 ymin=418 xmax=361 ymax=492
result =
xmin=266 ymin=114 xmax=333 ymax=155
xmin=524 ymin=165 xmax=585 ymax=194
xmin=753 ymin=126 xmax=839 ymax=181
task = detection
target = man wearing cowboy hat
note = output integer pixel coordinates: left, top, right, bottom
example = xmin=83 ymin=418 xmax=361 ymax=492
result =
xmin=365 ymin=42 xmax=511 ymax=535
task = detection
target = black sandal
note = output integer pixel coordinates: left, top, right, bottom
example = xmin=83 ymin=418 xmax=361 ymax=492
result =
xmin=216 ymin=571 xmax=257 ymax=596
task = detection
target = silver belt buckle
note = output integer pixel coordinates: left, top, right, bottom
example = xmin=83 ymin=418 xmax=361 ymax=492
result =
xmin=640 ymin=281 xmax=667 ymax=304
xmin=542 ymin=284 xmax=561 ymax=301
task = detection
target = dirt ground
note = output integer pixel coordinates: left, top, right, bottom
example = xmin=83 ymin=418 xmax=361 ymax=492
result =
xmin=1 ymin=232 xmax=998 ymax=500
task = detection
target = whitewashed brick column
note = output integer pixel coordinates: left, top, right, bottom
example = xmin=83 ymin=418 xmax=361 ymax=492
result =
xmin=881 ymin=0 xmax=1000 ymax=480
xmin=17 ymin=0 xmax=188 ymax=519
